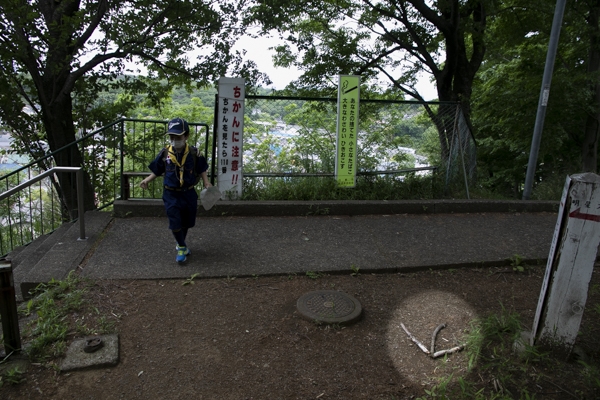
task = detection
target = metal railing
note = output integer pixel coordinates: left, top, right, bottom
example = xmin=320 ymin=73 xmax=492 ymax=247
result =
xmin=240 ymin=95 xmax=473 ymax=196
xmin=0 ymin=119 xmax=210 ymax=256
xmin=0 ymin=167 xmax=87 ymax=247
xmin=0 ymin=97 xmax=474 ymax=255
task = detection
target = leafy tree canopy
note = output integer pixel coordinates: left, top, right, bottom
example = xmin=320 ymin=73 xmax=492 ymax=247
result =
xmin=0 ymin=0 xmax=267 ymax=211
xmin=248 ymin=0 xmax=487 ymax=166
xmin=472 ymin=0 xmax=600 ymax=196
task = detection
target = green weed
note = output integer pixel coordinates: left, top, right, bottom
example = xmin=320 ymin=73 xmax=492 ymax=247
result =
xmin=509 ymin=254 xmax=525 ymax=273
xmin=182 ymin=273 xmax=200 ymax=285
xmin=578 ymin=360 xmax=600 ymax=389
xmin=306 ymin=271 xmax=323 ymax=279
xmin=0 ymin=367 xmax=25 ymax=387
xmin=306 ymin=205 xmax=330 ymax=216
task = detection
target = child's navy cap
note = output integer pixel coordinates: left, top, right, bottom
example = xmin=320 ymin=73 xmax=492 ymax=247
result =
xmin=166 ymin=117 xmax=189 ymax=135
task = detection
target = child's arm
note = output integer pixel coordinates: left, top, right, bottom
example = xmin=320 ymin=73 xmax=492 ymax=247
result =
xmin=140 ymin=173 xmax=158 ymax=190
xmin=200 ymin=171 xmax=212 ymax=188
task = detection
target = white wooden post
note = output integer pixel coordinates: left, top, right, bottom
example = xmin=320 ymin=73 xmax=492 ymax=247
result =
xmin=531 ymin=173 xmax=600 ymax=352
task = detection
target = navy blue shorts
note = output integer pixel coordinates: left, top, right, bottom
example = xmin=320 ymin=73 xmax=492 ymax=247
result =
xmin=162 ymin=188 xmax=198 ymax=230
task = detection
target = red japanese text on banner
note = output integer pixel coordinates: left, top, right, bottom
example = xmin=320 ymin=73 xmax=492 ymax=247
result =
xmin=217 ymin=77 xmax=245 ymax=199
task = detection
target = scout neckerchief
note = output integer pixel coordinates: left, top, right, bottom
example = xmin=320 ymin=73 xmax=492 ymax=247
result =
xmin=167 ymin=143 xmax=189 ymax=187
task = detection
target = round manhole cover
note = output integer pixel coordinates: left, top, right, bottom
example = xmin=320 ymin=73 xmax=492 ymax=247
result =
xmin=296 ymin=290 xmax=362 ymax=325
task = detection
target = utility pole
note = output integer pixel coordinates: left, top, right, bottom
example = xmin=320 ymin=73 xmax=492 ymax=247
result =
xmin=523 ymin=0 xmax=567 ymax=200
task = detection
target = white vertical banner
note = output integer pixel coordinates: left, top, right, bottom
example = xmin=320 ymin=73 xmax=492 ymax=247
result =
xmin=217 ymin=77 xmax=245 ymax=199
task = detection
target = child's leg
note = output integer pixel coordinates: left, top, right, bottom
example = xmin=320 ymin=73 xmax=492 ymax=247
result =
xmin=172 ymin=228 xmax=186 ymax=248
xmin=182 ymin=227 xmax=189 ymax=242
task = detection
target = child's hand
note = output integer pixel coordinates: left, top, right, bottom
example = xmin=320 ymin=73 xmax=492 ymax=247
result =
xmin=139 ymin=173 xmax=156 ymax=190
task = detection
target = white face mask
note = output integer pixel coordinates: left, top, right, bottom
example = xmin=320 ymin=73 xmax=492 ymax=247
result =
xmin=170 ymin=137 xmax=186 ymax=151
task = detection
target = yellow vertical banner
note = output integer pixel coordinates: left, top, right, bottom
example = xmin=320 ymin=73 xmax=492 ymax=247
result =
xmin=335 ymin=75 xmax=360 ymax=188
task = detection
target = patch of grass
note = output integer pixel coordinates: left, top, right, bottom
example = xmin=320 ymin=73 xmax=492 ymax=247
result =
xmin=18 ymin=272 xmax=116 ymax=362
xmin=350 ymin=264 xmax=360 ymax=277
xmin=241 ymin=174 xmax=440 ymax=201
xmin=417 ymin=302 xmax=600 ymax=399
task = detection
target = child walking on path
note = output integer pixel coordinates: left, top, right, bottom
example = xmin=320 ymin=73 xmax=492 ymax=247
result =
xmin=140 ymin=117 xmax=212 ymax=263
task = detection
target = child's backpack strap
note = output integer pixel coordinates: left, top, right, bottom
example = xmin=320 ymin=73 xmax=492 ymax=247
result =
xmin=160 ymin=146 xmax=169 ymax=162
xmin=189 ymin=146 xmax=201 ymax=185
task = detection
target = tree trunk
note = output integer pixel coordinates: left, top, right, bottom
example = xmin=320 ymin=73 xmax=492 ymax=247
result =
xmin=42 ymin=90 xmax=96 ymax=219
xmin=430 ymin=0 xmax=484 ymax=167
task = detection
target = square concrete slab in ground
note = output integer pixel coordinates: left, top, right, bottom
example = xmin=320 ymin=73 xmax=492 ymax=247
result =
xmin=60 ymin=334 xmax=119 ymax=372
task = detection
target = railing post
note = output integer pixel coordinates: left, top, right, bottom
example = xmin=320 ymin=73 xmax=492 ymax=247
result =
xmin=0 ymin=259 xmax=21 ymax=354
xmin=76 ymin=168 xmax=87 ymax=241
xmin=119 ymin=119 xmax=126 ymax=200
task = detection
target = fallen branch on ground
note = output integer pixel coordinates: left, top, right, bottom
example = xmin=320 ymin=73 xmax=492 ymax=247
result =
xmin=400 ymin=323 xmax=430 ymax=354
xmin=401 ymin=322 xmax=465 ymax=359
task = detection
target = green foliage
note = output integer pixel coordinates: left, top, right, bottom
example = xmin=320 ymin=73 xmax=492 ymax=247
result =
xmin=242 ymin=97 xmax=420 ymax=180
xmin=472 ymin=0 xmax=598 ymax=196
xmin=249 ymin=0 xmax=486 ymax=171
xmin=0 ymin=367 xmax=25 ymax=387
xmin=241 ymin=173 xmax=439 ymax=201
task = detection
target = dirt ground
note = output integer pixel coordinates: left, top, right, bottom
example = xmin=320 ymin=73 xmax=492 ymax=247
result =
xmin=2 ymin=264 xmax=600 ymax=399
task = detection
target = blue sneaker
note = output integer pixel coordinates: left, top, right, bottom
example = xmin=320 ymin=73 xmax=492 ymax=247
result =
xmin=176 ymin=246 xmax=190 ymax=263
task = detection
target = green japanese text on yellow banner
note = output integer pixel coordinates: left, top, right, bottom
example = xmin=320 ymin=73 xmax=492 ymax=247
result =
xmin=335 ymin=75 xmax=360 ymax=188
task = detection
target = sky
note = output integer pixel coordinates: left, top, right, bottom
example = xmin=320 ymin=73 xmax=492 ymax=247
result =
xmin=233 ymin=36 xmax=438 ymax=100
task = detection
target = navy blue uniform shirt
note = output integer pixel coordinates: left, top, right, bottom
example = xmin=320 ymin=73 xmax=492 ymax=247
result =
xmin=148 ymin=145 xmax=208 ymax=188
xmin=148 ymin=145 xmax=209 ymax=230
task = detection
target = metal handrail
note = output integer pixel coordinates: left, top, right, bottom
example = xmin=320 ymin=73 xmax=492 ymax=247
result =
xmin=0 ymin=167 xmax=87 ymax=241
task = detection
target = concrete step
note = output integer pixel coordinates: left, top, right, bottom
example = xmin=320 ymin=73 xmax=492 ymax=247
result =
xmin=9 ymin=223 xmax=75 ymax=300
xmin=8 ymin=223 xmax=74 ymax=271
xmin=15 ymin=211 xmax=113 ymax=300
